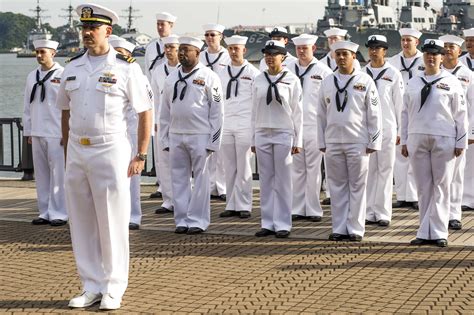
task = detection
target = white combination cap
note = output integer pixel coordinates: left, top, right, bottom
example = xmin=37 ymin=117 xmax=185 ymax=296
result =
xmin=109 ymin=37 xmax=136 ymax=53
xmin=324 ymin=27 xmax=347 ymax=37
xmin=224 ymin=35 xmax=248 ymax=46
xmin=202 ymin=23 xmax=225 ymax=33
xmin=421 ymin=39 xmax=445 ymax=54
xmin=292 ymin=34 xmax=318 ymax=46
xmin=365 ymin=35 xmax=388 ymax=49
xmin=331 ymin=40 xmax=359 ymax=53
xmin=439 ymin=34 xmax=464 ymax=47
xmin=463 ymin=28 xmax=474 ymax=37
xmin=156 ymin=12 xmax=177 ymax=22
xmin=76 ymin=3 xmax=119 ymax=25
xmin=162 ymin=35 xmax=180 ymax=45
xmin=399 ymin=28 xmax=422 ymax=39
xmin=269 ymin=26 xmax=289 ymax=38
xmin=179 ymin=36 xmax=204 ymax=50
xmin=33 ymin=39 xmax=59 ymax=50
xmin=261 ymin=40 xmax=287 ymax=54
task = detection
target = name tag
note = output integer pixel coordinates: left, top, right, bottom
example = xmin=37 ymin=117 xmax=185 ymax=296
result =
xmin=66 ymin=76 xmax=76 ymax=81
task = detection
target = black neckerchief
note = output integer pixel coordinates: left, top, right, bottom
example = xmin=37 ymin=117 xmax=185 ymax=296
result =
xmin=172 ymin=68 xmax=200 ymax=102
xmin=420 ymin=76 xmax=444 ymax=111
xmin=295 ymin=62 xmax=316 ymax=87
xmin=451 ymin=65 xmax=462 ymax=75
xmin=226 ymin=64 xmax=247 ymax=99
xmin=30 ymin=68 xmax=57 ymax=103
xmin=366 ymin=66 xmax=389 ymax=87
xmin=205 ymin=51 xmax=224 ymax=71
xmin=333 ymin=71 xmax=356 ymax=112
xmin=400 ymin=55 xmax=419 ymax=79
xmin=149 ymin=42 xmax=165 ymax=71
xmin=264 ymin=71 xmax=288 ymax=105
xmin=327 ymin=56 xmax=338 ymax=72
xmin=467 ymin=57 xmax=474 ymax=71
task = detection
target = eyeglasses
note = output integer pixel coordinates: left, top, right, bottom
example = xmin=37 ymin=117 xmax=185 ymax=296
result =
xmin=205 ymin=33 xmax=218 ymax=37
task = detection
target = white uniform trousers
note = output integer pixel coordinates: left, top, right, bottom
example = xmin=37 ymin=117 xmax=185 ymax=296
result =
xmin=129 ymin=136 xmax=142 ymax=225
xmin=450 ymin=152 xmax=466 ymax=220
xmin=323 ymin=156 xmax=331 ymax=198
xmin=65 ymin=136 xmax=131 ymax=297
xmin=31 ymin=136 xmax=67 ymax=221
xmin=366 ymin=130 xmax=396 ymax=222
xmin=157 ymin=129 xmax=173 ymax=209
xmin=462 ymin=147 xmax=474 ymax=208
xmin=326 ymin=143 xmax=369 ymax=237
xmin=153 ymin=134 xmax=162 ymax=192
xmin=255 ymin=129 xmax=293 ymax=232
xmin=209 ymin=149 xmax=226 ymax=196
xmin=292 ymin=126 xmax=323 ymax=217
xmin=394 ymin=148 xmax=418 ymax=202
xmin=222 ymin=128 xmax=253 ymax=211
xmin=407 ymin=134 xmax=455 ymax=240
xmin=170 ymin=133 xmax=211 ymax=230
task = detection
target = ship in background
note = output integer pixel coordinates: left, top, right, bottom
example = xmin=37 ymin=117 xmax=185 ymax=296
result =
xmin=55 ymin=2 xmax=82 ymax=57
xmin=436 ymin=0 xmax=474 ymax=34
xmin=119 ymin=1 xmax=152 ymax=56
xmin=17 ymin=0 xmax=52 ymax=58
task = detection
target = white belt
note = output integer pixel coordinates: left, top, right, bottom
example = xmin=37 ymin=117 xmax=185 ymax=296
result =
xmin=69 ymin=133 xmax=126 ymax=146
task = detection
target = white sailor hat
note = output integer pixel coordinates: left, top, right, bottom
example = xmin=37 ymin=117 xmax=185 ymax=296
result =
xmin=331 ymin=40 xmax=359 ymax=53
xmin=269 ymin=26 xmax=289 ymax=38
xmin=179 ymin=36 xmax=204 ymax=50
xmin=224 ymin=35 xmax=248 ymax=46
xmin=202 ymin=23 xmax=225 ymax=34
xmin=156 ymin=12 xmax=177 ymax=22
xmin=76 ymin=3 xmax=119 ymax=26
xmin=421 ymin=39 xmax=445 ymax=54
xmin=291 ymin=34 xmax=318 ymax=46
xmin=261 ymin=40 xmax=287 ymax=54
xmin=162 ymin=35 xmax=180 ymax=45
xmin=109 ymin=37 xmax=136 ymax=53
xmin=399 ymin=28 xmax=422 ymax=39
xmin=463 ymin=28 xmax=474 ymax=38
xmin=439 ymin=34 xmax=464 ymax=47
xmin=33 ymin=39 xmax=59 ymax=50
xmin=365 ymin=35 xmax=388 ymax=49
xmin=324 ymin=28 xmax=347 ymax=37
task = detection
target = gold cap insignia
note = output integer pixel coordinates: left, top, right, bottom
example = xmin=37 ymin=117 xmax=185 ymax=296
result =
xmin=82 ymin=7 xmax=93 ymax=19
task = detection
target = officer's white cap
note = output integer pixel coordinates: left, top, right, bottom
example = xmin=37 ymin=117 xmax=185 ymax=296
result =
xmin=156 ymin=12 xmax=177 ymax=22
xmin=109 ymin=37 xmax=136 ymax=53
xmin=162 ymin=35 xmax=180 ymax=45
xmin=224 ymin=35 xmax=248 ymax=46
xmin=33 ymin=39 xmax=59 ymax=50
xmin=331 ymin=40 xmax=359 ymax=53
xmin=179 ymin=36 xmax=204 ymax=50
xmin=76 ymin=3 xmax=119 ymax=25
xmin=292 ymin=34 xmax=318 ymax=46
xmin=324 ymin=28 xmax=347 ymax=37
xmin=399 ymin=28 xmax=422 ymax=39
xmin=202 ymin=23 xmax=225 ymax=33
xmin=439 ymin=34 xmax=464 ymax=47
xmin=463 ymin=28 xmax=474 ymax=38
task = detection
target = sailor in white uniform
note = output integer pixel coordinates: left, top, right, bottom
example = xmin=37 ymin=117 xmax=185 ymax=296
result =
xmin=440 ymin=34 xmax=474 ymax=230
xmin=160 ymin=36 xmax=223 ymax=234
xmin=23 ymin=39 xmax=67 ymax=226
xmin=320 ymin=28 xmax=361 ymax=72
xmin=200 ymin=23 xmax=229 ymax=201
xmin=150 ymin=35 xmax=180 ymax=215
xmin=401 ymin=39 xmax=468 ymax=248
xmin=460 ymin=28 xmax=474 ymax=211
xmin=258 ymin=27 xmax=297 ymax=71
xmin=252 ymin=40 xmax=303 ymax=238
xmin=216 ymin=35 xmax=260 ymax=219
xmin=57 ymin=4 xmax=153 ymax=310
xmin=317 ymin=41 xmax=382 ymax=242
xmin=287 ymin=34 xmax=332 ymax=222
xmin=388 ymin=28 xmax=424 ymax=210
xmin=363 ymin=35 xmax=404 ymax=227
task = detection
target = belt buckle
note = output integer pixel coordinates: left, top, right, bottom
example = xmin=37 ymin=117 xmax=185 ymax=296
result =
xmin=79 ymin=137 xmax=91 ymax=145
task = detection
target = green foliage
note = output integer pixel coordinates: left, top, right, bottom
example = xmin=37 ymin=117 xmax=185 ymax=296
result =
xmin=0 ymin=12 xmax=36 ymax=49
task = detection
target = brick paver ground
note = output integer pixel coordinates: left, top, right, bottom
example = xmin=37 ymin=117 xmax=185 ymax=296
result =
xmin=1 ymin=179 xmax=473 ymax=313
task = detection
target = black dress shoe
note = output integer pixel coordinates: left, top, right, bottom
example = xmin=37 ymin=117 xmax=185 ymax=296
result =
xmin=155 ymin=206 xmax=173 ymax=214
xmin=255 ymin=228 xmax=276 ymax=237
xmin=219 ymin=194 xmax=227 ymax=201
xmin=275 ymin=230 xmax=290 ymax=238
xmin=435 ymin=239 xmax=448 ymax=247
xmin=50 ymin=219 xmax=67 ymax=226
xmin=239 ymin=211 xmax=251 ymax=219
xmin=365 ymin=219 xmax=377 ymax=225
xmin=32 ymin=218 xmax=50 ymax=225
xmin=392 ymin=200 xmax=409 ymax=208
xmin=129 ymin=223 xmax=140 ymax=230
xmin=448 ymin=219 xmax=462 ymax=230
xmin=292 ymin=214 xmax=305 ymax=221
xmin=187 ymin=227 xmax=204 ymax=235
xmin=411 ymin=202 xmax=419 ymax=210
xmin=328 ymin=233 xmax=348 ymax=241
xmin=410 ymin=238 xmax=428 ymax=245
xmin=219 ymin=210 xmax=238 ymax=217
xmin=461 ymin=205 xmax=474 ymax=211
xmin=175 ymin=226 xmax=188 ymax=234
xmin=349 ymin=234 xmax=363 ymax=242
xmin=308 ymin=216 xmax=322 ymax=222
xmin=149 ymin=191 xmax=162 ymax=199
xmin=321 ymin=198 xmax=331 ymax=205
xmin=377 ymin=220 xmax=390 ymax=227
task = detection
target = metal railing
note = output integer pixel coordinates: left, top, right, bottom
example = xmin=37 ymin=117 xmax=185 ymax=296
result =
xmin=0 ymin=118 xmax=23 ymax=172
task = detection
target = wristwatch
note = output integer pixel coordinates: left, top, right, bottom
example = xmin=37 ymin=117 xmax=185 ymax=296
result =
xmin=136 ymin=152 xmax=147 ymax=161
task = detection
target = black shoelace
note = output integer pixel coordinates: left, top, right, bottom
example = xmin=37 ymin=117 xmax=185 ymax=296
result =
xmin=226 ymin=65 xmax=247 ymax=99
xmin=264 ymin=71 xmax=288 ymax=105
xmin=420 ymin=77 xmax=444 ymax=111
xmin=366 ymin=67 xmax=389 ymax=87
xmin=294 ymin=62 xmax=316 ymax=87
xmin=149 ymin=42 xmax=165 ymax=71
xmin=205 ymin=51 xmax=224 ymax=71
xmin=172 ymin=68 xmax=199 ymax=102
xmin=30 ymin=68 xmax=56 ymax=103
xmin=333 ymin=74 xmax=356 ymax=112
xmin=400 ymin=56 xmax=419 ymax=79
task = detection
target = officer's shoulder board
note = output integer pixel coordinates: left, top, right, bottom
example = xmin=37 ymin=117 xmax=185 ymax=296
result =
xmin=116 ymin=53 xmax=136 ymax=64
xmin=66 ymin=50 xmax=87 ymax=64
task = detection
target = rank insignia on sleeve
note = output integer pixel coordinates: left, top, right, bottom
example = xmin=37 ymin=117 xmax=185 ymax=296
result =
xmin=353 ymin=83 xmax=366 ymax=91
xmin=436 ymin=82 xmax=450 ymax=91
xmin=66 ymin=76 xmax=76 ymax=81
xmin=311 ymin=75 xmax=323 ymax=80
xmin=50 ymin=77 xmax=61 ymax=84
xmin=212 ymin=86 xmax=222 ymax=102
xmin=193 ymin=78 xmax=205 ymax=86
xmin=370 ymin=96 xmax=378 ymax=106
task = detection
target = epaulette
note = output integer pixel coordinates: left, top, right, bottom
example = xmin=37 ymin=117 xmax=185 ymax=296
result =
xmin=116 ymin=53 xmax=136 ymax=63
xmin=66 ymin=50 xmax=87 ymax=63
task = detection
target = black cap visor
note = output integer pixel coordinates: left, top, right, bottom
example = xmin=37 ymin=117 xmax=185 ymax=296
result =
xmin=262 ymin=46 xmax=287 ymax=55
xmin=421 ymin=45 xmax=445 ymax=54
xmin=365 ymin=40 xmax=388 ymax=49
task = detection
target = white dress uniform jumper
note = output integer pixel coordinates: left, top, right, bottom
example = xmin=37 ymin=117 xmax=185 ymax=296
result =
xmin=23 ymin=62 xmax=67 ymax=222
xmin=56 ymin=48 xmax=153 ymax=297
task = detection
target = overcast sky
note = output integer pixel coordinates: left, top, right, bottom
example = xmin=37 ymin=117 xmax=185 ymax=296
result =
xmin=0 ymin=0 xmax=443 ymax=37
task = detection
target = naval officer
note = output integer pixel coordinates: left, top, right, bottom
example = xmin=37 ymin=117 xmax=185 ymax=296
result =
xmin=317 ymin=41 xmax=382 ymax=242
xmin=57 ymin=3 xmax=153 ymax=310
xmin=258 ymin=27 xmax=297 ymax=71
xmin=287 ymin=34 xmax=332 ymax=222
xmin=217 ymin=35 xmax=260 ymax=219
xmin=252 ymin=40 xmax=303 ymax=238
xmin=23 ymin=39 xmax=67 ymax=226
xmin=160 ymin=36 xmax=223 ymax=234
xmin=363 ymin=35 xmax=404 ymax=227
xmin=401 ymin=39 xmax=468 ymax=248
